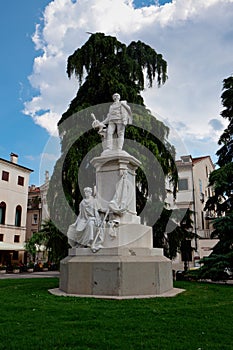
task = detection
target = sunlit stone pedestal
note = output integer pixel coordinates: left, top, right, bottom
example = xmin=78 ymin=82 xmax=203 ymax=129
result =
xmin=59 ymin=224 xmax=173 ymax=297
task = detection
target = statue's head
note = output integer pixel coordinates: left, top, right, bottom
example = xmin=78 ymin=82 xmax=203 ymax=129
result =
xmin=84 ymin=187 xmax=92 ymax=196
xmin=112 ymin=93 xmax=120 ymax=101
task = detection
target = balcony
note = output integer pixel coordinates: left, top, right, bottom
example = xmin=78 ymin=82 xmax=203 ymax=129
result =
xmin=198 ymin=229 xmax=212 ymax=239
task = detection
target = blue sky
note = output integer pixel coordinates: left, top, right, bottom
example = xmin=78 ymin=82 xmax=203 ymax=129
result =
xmin=0 ymin=0 xmax=232 ymax=186
xmin=0 ymin=0 xmax=51 ymax=184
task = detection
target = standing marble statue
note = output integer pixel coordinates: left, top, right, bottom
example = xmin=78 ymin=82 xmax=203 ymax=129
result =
xmin=92 ymin=93 xmax=132 ymax=151
xmin=67 ymin=187 xmax=103 ymax=250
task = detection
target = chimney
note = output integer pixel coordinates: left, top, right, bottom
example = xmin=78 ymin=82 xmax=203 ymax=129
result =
xmin=45 ymin=170 xmax=50 ymax=182
xmin=180 ymin=155 xmax=192 ymax=163
xmin=10 ymin=152 xmax=18 ymax=164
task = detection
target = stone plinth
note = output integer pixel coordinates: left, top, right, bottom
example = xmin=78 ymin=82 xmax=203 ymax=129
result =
xmin=60 ymin=223 xmax=173 ymax=297
xmin=60 ymin=248 xmax=172 ymax=296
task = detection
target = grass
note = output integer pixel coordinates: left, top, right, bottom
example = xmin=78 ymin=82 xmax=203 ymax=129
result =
xmin=0 ymin=278 xmax=232 ymax=350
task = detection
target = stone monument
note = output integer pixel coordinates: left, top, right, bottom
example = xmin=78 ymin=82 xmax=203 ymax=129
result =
xmin=59 ymin=93 xmax=174 ymax=297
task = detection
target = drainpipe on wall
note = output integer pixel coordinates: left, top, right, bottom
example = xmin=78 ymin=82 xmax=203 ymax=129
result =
xmin=191 ymin=162 xmax=198 ymax=251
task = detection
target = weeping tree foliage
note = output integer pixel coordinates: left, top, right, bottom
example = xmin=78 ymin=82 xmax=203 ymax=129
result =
xmin=59 ymin=32 xmax=167 ymax=124
xmin=197 ymin=76 xmax=233 ymax=280
xmin=48 ymin=32 xmax=184 ymax=257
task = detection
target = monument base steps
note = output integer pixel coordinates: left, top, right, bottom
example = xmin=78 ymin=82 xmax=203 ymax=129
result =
xmin=59 ymin=252 xmax=173 ymax=297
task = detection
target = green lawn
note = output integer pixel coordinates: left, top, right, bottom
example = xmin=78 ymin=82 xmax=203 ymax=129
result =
xmin=0 ymin=278 xmax=232 ymax=350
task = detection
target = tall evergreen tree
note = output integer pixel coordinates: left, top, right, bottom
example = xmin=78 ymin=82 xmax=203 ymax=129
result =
xmin=216 ymin=76 xmax=233 ymax=167
xmin=198 ymin=76 xmax=233 ymax=280
xmin=48 ymin=33 xmax=183 ymax=257
xmin=59 ymin=32 xmax=167 ymax=124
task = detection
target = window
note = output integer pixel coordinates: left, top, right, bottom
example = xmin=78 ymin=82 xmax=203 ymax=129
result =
xmin=199 ymin=179 xmax=203 ymax=193
xmin=18 ymin=176 xmax=24 ymax=186
xmin=14 ymin=235 xmax=20 ymax=243
xmin=178 ymin=178 xmax=188 ymax=191
xmin=15 ymin=205 xmax=22 ymax=227
xmin=2 ymin=171 xmax=9 ymax=181
xmin=32 ymin=213 xmax=38 ymax=224
xmin=201 ymin=211 xmax=204 ymax=230
xmin=0 ymin=202 xmax=6 ymax=224
xmin=0 ymin=234 xmax=3 ymax=242
xmin=13 ymin=251 xmax=18 ymax=260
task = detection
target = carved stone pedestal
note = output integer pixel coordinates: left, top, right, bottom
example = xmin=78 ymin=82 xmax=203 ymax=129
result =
xmin=59 ymin=224 xmax=173 ymax=297
xmin=60 ymin=248 xmax=172 ymax=297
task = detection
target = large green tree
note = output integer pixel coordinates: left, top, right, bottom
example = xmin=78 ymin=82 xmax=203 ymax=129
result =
xmin=25 ymin=220 xmax=69 ymax=266
xmin=197 ymin=76 xmax=233 ymax=280
xmin=154 ymin=207 xmax=195 ymax=260
xmin=48 ymin=33 xmax=184 ymax=257
xmin=59 ymin=32 xmax=167 ymax=124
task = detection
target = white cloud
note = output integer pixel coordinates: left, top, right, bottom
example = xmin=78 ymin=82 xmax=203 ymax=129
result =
xmin=39 ymin=136 xmax=61 ymax=184
xmin=24 ymin=0 xmax=233 ymax=160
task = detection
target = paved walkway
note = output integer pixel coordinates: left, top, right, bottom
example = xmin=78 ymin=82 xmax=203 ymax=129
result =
xmin=1 ymin=272 xmax=232 ymax=288
xmin=0 ymin=271 xmax=60 ymax=279
xmin=199 ymin=279 xmax=233 ymax=285
xmin=49 ymin=287 xmax=185 ymax=299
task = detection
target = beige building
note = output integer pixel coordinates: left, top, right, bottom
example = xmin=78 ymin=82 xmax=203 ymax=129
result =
xmin=26 ymin=185 xmax=42 ymax=241
xmin=39 ymin=170 xmax=50 ymax=223
xmin=26 ymin=171 xmax=50 ymax=243
xmin=169 ymin=155 xmax=218 ymax=270
xmin=25 ymin=171 xmax=50 ymax=263
xmin=0 ymin=153 xmax=33 ymax=265
xmin=26 ymin=171 xmax=49 ymax=261
xmin=176 ymin=155 xmax=215 ymax=237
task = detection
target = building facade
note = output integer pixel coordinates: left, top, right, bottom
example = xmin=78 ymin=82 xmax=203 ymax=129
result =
xmin=0 ymin=153 xmax=33 ymax=265
xmin=25 ymin=171 xmax=50 ymax=263
xmin=26 ymin=185 xmax=42 ymax=241
xmin=169 ymin=155 xmax=218 ymax=270
xmin=26 ymin=171 xmax=50 ymax=241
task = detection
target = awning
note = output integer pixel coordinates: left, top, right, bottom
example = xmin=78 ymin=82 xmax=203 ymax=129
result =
xmin=0 ymin=242 xmax=25 ymax=251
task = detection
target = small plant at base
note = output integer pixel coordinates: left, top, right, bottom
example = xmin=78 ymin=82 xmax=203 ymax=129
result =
xmin=43 ymin=262 xmax=49 ymax=269
xmin=13 ymin=264 xmax=20 ymax=270
xmin=27 ymin=261 xmax=34 ymax=269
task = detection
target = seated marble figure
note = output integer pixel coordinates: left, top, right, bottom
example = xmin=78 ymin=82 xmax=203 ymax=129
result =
xmin=67 ymin=187 xmax=103 ymax=249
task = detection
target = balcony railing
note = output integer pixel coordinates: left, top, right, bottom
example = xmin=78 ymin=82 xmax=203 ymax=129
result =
xmin=198 ymin=229 xmax=212 ymax=239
